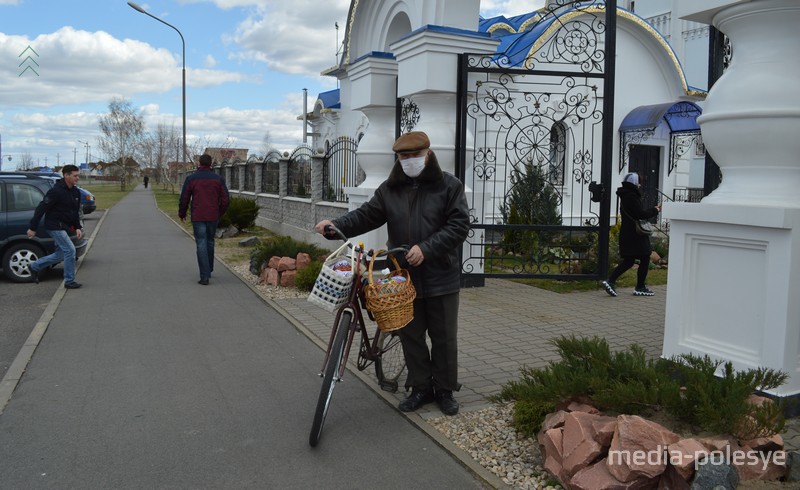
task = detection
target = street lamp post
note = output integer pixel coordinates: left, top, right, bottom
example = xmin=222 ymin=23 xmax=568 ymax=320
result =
xmin=128 ymin=1 xmax=187 ymax=167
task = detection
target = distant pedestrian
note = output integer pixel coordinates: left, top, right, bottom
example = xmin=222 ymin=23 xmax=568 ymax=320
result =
xmin=26 ymin=164 xmax=84 ymax=289
xmin=179 ymin=154 xmax=230 ymax=285
xmin=315 ymin=131 xmax=470 ymax=416
xmin=143 ymin=175 xmax=149 ymax=188
xmin=602 ymin=172 xmax=661 ymax=297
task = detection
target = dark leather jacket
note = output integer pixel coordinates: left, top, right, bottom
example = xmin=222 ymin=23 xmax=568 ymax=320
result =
xmin=29 ymin=179 xmax=82 ymax=232
xmin=332 ymin=151 xmax=470 ymax=298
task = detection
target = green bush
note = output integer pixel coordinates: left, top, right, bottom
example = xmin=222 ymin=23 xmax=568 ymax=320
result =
xmin=295 ymin=261 xmax=323 ymax=291
xmin=222 ymin=197 xmax=260 ymax=232
xmin=491 ymin=335 xmax=787 ymax=440
xmin=500 ymin=164 xmax=561 ymax=257
xmin=249 ymin=236 xmax=329 ymax=274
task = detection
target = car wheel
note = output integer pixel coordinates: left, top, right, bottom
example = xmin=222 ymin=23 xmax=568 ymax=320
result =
xmin=2 ymin=243 xmax=45 ymax=283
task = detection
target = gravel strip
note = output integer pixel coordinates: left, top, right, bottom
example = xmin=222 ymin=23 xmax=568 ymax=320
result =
xmin=230 ymin=263 xmax=559 ymax=488
xmin=429 ymin=404 xmax=561 ymax=489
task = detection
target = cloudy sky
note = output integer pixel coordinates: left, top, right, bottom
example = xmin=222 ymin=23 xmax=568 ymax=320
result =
xmin=0 ymin=0 xmax=541 ymax=170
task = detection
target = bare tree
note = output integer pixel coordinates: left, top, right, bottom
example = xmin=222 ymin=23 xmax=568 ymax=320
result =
xmin=143 ymin=122 xmax=181 ymax=191
xmin=17 ymin=152 xmax=36 ymax=170
xmin=258 ymin=131 xmax=273 ymax=158
xmin=98 ymin=97 xmax=145 ymax=189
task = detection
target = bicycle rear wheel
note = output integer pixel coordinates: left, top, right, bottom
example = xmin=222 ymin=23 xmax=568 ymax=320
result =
xmin=309 ymin=310 xmax=352 ymax=447
xmin=374 ymin=330 xmax=406 ymax=393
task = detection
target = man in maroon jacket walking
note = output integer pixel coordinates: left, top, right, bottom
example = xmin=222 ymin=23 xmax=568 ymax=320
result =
xmin=179 ymin=154 xmax=230 ymax=285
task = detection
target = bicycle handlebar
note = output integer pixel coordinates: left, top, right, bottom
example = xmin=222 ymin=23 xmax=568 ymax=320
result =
xmin=323 ymin=225 xmax=409 ymax=257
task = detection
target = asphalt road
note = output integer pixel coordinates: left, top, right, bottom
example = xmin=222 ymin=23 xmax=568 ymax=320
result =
xmin=0 ymin=212 xmax=101 ymax=379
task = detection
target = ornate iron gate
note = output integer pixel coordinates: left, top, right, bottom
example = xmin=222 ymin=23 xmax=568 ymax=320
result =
xmin=456 ymin=1 xmax=616 ymax=282
xmin=322 ymin=136 xmax=363 ymax=202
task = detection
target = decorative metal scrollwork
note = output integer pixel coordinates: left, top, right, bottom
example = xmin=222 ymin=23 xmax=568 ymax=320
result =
xmin=669 ymin=132 xmax=702 ymax=175
xmin=619 ymin=129 xmax=655 ymax=172
xmin=399 ymin=97 xmax=420 ymax=134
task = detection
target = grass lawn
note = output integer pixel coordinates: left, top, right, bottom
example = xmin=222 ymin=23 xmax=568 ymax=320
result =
xmin=80 ymin=180 xmax=136 ymax=210
xmin=513 ymin=267 xmax=668 ymax=293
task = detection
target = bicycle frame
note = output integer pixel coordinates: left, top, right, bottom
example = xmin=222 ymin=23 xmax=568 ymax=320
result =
xmin=317 ymin=244 xmax=389 ymax=381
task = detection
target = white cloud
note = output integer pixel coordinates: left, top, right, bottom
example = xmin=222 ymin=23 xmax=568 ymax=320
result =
xmin=0 ymin=28 xmax=244 ymax=109
xmin=228 ymin=0 xmax=350 ymax=77
xmin=480 ymin=0 xmax=545 ymax=18
xmin=204 ymin=54 xmax=217 ymax=68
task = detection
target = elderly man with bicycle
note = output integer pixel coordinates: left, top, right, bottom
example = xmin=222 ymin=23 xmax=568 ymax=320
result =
xmin=315 ymin=131 xmax=470 ymax=416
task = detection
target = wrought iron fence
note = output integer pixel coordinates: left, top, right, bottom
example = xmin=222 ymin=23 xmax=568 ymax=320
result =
xmin=673 ymin=187 xmax=704 ymax=203
xmin=244 ymin=156 xmax=257 ymax=192
xmin=227 ymin=159 xmax=241 ymax=190
xmin=287 ymin=145 xmax=312 ymax=197
xmin=261 ymin=149 xmax=281 ymax=194
xmin=323 ymin=136 xmax=363 ymax=202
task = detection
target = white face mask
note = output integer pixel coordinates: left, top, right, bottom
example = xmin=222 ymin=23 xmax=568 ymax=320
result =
xmin=400 ymin=156 xmax=426 ymax=178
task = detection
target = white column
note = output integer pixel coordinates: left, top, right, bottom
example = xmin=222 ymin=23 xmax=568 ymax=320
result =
xmin=345 ymin=55 xmax=398 ymax=249
xmin=664 ymin=0 xmax=800 ymax=396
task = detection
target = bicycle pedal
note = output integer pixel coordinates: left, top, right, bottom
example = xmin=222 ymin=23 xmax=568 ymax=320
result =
xmin=379 ymin=381 xmax=399 ymax=393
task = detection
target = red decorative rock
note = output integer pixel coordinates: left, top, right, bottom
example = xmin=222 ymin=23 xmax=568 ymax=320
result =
xmin=607 ymin=415 xmax=680 ymax=482
xmin=657 ymin=465 xmax=691 ymax=490
xmin=562 ymin=412 xmax=605 ymax=477
xmin=667 ymin=438 xmax=708 ymax=481
xmin=571 ymin=458 xmax=657 ymax=490
xmin=268 ymin=256 xmax=281 ymax=269
xmin=591 ymin=415 xmax=618 ymax=447
xmin=266 ymin=268 xmax=279 ymax=286
xmin=296 ymin=252 xmax=311 ymax=270
xmin=736 ymin=448 xmax=788 ymax=481
xmin=258 ymin=266 xmax=270 ymax=284
xmin=540 ymin=410 xmax=568 ymax=433
xmin=567 ymin=401 xmax=600 ymax=414
xmin=277 ymin=256 xmax=296 ymax=272
xmin=280 ymin=269 xmax=297 ymax=287
xmin=741 ymin=433 xmax=784 ymax=454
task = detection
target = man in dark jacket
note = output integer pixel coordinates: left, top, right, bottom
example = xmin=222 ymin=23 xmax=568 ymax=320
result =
xmin=315 ymin=131 xmax=470 ymax=415
xmin=179 ymin=154 xmax=230 ymax=285
xmin=26 ymin=164 xmax=84 ymax=289
xmin=602 ymin=172 xmax=661 ymax=297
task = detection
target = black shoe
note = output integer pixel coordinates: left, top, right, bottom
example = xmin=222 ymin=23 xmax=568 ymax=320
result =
xmin=64 ymin=282 xmax=82 ymax=289
xmin=435 ymin=390 xmax=459 ymax=416
xmin=30 ymin=267 xmax=39 ymax=284
xmin=398 ymin=388 xmax=435 ymax=412
xmin=198 ymin=279 xmax=209 ymax=285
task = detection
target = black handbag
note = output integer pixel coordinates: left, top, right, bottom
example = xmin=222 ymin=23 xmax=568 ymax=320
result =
xmin=621 ymin=206 xmax=654 ymax=236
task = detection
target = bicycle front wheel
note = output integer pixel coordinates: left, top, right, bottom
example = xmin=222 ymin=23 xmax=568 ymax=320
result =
xmin=309 ymin=310 xmax=352 ymax=447
xmin=374 ymin=330 xmax=406 ymax=393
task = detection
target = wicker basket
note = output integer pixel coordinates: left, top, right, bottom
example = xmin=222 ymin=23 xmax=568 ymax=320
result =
xmin=365 ymin=252 xmax=416 ymax=332
xmin=307 ymin=242 xmax=357 ymax=312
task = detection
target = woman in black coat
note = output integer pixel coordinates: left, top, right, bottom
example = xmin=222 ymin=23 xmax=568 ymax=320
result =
xmin=602 ymin=172 xmax=661 ymax=297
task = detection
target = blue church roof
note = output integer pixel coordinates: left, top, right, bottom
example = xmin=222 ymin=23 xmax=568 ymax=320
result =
xmin=316 ymin=89 xmax=340 ymax=110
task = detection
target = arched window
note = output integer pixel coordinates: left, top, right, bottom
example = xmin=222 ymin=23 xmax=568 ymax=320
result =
xmin=549 ymin=122 xmax=566 ymax=185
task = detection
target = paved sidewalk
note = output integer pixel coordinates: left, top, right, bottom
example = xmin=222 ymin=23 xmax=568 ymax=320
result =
xmin=276 ymin=280 xmax=666 ymax=416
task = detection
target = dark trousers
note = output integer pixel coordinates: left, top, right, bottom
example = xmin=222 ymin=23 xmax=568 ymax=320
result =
xmin=399 ymin=292 xmax=460 ymax=392
xmin=608 ymin=255 xmax=651 ymax=289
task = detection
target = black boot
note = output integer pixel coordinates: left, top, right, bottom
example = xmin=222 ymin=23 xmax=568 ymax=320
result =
xmin=398 ymin=387 xmax=435 ymax=412
xmin=435 ymin=390 xmax=459 ymax=416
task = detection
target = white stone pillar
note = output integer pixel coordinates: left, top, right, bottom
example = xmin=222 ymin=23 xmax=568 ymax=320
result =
xmin=345 ymin=54 xmax=398 ymax=249
xmin=664 ymin=0 xmax=800 ymax=396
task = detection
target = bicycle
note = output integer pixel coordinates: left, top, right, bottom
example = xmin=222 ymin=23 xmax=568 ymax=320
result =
xmin=309 ymin=225 xmax=410 ymax=447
